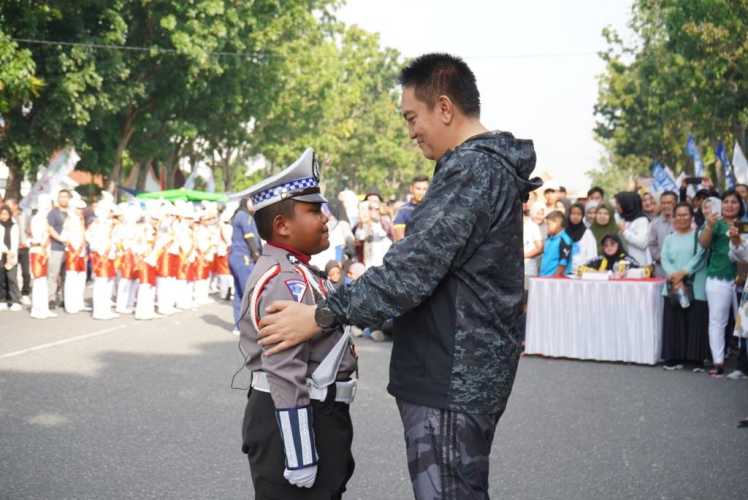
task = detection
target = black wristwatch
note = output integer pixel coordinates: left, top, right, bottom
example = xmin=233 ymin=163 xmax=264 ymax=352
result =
xmin=314 ymin=300 xmax=339 ymax=329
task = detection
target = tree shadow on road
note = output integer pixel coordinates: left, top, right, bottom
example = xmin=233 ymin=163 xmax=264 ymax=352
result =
xmin=199 ymin=313 xmax=235 ymax=332
xmin=0 ymin=339 xmax=253 ymax=500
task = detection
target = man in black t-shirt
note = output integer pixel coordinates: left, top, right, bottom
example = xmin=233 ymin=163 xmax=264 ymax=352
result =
xmin=47 ymin=189 xmax=70 ymax=307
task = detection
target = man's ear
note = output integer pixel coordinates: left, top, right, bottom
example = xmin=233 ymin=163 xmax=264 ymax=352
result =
xmin=274 ymin=214 xmax=291 ymax=238
xmin=437 ymin=95 xmax=455 ymax=125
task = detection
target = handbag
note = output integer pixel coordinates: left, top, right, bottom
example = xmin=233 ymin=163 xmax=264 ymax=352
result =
xmin=666 ymin=231 xmax=698 ymax=307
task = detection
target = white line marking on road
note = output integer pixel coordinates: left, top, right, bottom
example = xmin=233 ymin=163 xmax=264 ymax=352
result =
xmin=0 ymin=324 xmax=128 ymax=360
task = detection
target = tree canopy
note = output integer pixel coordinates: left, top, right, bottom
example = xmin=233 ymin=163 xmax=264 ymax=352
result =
xmin=0 ymin=0 xmax=428 ymax=201
xmin=591 ymin=0 xmax=748 ymax=193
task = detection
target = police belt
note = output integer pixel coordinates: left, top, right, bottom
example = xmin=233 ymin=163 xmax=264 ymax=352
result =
xmin=250 ymin=371 xmax=357 ymax=405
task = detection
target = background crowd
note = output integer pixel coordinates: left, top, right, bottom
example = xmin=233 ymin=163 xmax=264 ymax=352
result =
xmin=523 ymin=180 xmax=748 ymax=380
xmin=3 ymin=174 xmax=748 ymax=381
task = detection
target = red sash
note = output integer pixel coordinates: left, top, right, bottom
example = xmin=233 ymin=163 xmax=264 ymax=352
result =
xmin=91 ymin=252 xmax=116 ymax=278
xmin=194 ymin=253 xmax=212 ymax=280
xmin=117 ymin=251 xmax=137 ymax=280
xmin=65 ymin=246 xmax=87 ymax=272
xmin=30 ymin=252 xmax=48 ymax=279
xmin=212 ymin=255 xmax=229 ymax=275
xmin=137 ymin=258 xmax=158 ymax=286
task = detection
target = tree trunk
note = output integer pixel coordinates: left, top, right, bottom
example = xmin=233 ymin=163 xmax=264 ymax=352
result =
xmin=135 ymin=159 xmax=151 ymax=192
xmin=222 ymin=149 xmax=234 ymax=192
xmin=109 ymin=107 xmax=138 ymax=192
xmin=4 ymin=160 xmax=23 ymax=201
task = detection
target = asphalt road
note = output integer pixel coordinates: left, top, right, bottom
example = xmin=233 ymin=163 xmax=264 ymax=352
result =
xmin=1 ymin=300 xmax=747 ymax=500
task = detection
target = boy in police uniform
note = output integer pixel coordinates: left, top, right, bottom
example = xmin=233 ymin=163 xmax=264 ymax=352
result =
xmin=238 ymin=148 xmax=357 ymax=499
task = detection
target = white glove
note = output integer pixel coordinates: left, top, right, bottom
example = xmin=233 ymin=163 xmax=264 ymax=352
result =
xmin=283 ymin=465 xmax=318 ymax=488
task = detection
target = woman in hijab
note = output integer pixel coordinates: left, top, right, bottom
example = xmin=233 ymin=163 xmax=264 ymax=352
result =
xmin=590 ymin=203 xmax=619 ymax=253
xmin=614 ymin=192 xmax=652 ymax=266
xmin=0 ymin=206 xmax=22 ymax=311
xmin=584 ymin=234 xmax=640 ymax=272
xmin=566 ymin=203 xmax=598 ymax=274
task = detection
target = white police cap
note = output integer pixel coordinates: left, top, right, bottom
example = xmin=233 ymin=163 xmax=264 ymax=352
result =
xmin=248 ymin=148 xmax=327 ymax=211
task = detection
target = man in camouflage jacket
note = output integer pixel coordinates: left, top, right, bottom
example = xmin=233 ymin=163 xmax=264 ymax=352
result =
xmin=257 ymin=53 xmax=541 ymax=500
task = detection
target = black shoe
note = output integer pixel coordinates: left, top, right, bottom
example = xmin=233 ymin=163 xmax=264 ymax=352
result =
xmin=48 ymin=301 xmax=57 ymax=310
xmin=738 ymin=418 xmax=748 ymax=429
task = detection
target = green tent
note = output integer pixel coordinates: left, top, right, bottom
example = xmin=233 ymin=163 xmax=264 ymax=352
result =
xmin=136 ymin=188 xmax=227 ymax=203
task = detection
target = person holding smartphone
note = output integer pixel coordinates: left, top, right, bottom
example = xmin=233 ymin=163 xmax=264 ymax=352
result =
xmin=700 ymin=190 xmax=744 ymax=377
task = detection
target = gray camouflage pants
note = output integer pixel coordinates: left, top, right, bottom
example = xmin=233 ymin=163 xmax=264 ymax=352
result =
xmin=397 ymin=399 xmax=503 ymax=500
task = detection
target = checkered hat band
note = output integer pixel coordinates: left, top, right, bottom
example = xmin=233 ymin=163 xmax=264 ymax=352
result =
xmin=251 ymin=177 xmax=318 ymax=205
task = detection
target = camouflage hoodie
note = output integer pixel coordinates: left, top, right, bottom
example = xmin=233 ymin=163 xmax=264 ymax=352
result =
xmin=326 ymin=131 xmax=541 ymax=414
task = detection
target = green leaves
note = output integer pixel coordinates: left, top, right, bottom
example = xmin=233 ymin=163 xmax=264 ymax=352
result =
xmin=594 ymin=0 xmax=748 ymax=190
xmin=1 ymin=0 xmax=424 ymax=200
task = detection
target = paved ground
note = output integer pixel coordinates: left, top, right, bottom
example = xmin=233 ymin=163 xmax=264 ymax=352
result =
xmin=1 ymin=300 xmax=747 ymax=500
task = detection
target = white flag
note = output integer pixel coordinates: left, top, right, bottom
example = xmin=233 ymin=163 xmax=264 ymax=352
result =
xmin=734 ymin=141 xmax=748 ymax=185
xmin=20 ymin=147 xmax=80 ymax=210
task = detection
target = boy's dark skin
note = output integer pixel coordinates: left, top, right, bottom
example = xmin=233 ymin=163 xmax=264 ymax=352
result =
xmin=270 ymin=202 xmax=330 ymax=255
xmin=545 ymin=216 xmax=567 ymax=276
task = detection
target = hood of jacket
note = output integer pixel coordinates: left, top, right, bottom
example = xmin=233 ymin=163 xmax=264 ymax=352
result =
xmin=458 ymin=130 xmax=542 ymax=201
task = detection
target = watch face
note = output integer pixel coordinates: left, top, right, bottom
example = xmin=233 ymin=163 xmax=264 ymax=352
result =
xmin=315 ymin=304 xmax=336 ymax=328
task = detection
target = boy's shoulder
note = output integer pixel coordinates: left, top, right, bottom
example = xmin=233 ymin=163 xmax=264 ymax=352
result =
xmin=247 ymin=247 xmax=318 ymax=307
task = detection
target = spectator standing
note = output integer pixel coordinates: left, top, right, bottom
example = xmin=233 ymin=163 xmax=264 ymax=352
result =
xmin=4 ymin=198 xmax=30 ymax=302
xmin=530 ymin=202 xmax=547 ymax=240
xmin=539 ymin=211 xmax=572 ymax=277
xmin=310 ymin=202 xmax=355 ymax=270
xmin=543 ymin=188 xmax=556 ymax=211
xmin=587 ymin=186 xmax=605 ymax=205
xmin=0 ymin=206 xmax=22 ymax=311
xmin=393 ymin=176 xmax=429 ymax=241
xmin=355 ymin=200 xmax=392 ymax=269
xmin=660 ymin=203 xmax=709 ymax=370
xmin=584 ymin=201 xmax=598 ymax=228
xmin=642 ymin=192 xmax=658 ymax=221
xmin=47 ymin=189 xmax=71 ymax=308
xmin=700 ymin=190 xmax=744 ymax=377
xmin=523 ymin=202 xmax=544 ymax=285
xmin=615 ymin=192 xmax=652 ymax=266
xmin=565 ymin=203 xmax=598 ymax=275
xmin=590 ymin=202 xmax=619 ymax=253
xmin=649 ymin=191 xmax=677 ymax=277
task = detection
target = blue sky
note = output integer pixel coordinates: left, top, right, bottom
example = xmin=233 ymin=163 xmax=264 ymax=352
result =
xmin=337 ymin=0 xmax=635 ymax=194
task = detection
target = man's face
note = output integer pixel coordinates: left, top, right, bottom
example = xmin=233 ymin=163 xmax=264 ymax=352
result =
xmin=589 ymin=192 xmax=603 ymax=204
xmin=411 ymin=181 xmax=429 ymax=204
xmin=660 ymin=195 xmax=676 ymax=217
xmin=58 ymin=191 xmax=70 ymax=208
xmin=285 ymin=202 xmax=329 ymax=255
xmin=642 ymin=194 xmax=657 ymax=214
xmin=401 ymin=86 xmax=449 ymax=161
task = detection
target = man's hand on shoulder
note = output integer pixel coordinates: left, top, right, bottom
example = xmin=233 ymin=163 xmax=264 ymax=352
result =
xmin=258 ymin=301 xmax=320 ymax=355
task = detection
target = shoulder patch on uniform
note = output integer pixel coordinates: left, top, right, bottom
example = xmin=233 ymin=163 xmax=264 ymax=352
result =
xmin=285 ymin=279 xmax=307 ymax=303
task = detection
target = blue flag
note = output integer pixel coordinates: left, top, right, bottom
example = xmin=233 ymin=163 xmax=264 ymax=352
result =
xmin=650 ymin=161 xmax=678 ymax=193
xmin=716 ymin=142 xmax=736 ymax=191
xmin=686 ymin=135 xmax=705 ymax=177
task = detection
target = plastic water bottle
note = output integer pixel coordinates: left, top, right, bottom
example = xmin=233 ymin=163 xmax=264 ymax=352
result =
xmin=677 ymin=287 xmax=690 ymax=309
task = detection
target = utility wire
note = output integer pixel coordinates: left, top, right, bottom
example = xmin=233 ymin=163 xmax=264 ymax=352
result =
xmin=12 ymin=37 xmax=598 ymax=60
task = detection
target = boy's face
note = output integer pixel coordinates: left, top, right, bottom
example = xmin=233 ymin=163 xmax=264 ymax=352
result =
xmin=546 ymin=219 xmax=562 ymax=235
xmin=281 ymin=202 xmax=329 ymax=255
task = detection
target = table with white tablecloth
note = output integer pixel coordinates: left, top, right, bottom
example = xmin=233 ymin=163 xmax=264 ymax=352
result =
xmin=525 ymin=277 xmax=666 ymax=365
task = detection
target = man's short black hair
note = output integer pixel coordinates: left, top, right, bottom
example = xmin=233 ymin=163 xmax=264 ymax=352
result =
xmin=660 ymin=191 xmax=678 ymax=203
xmin=412 ymin=175 xmax=429 ymax=185
xmin=57 ymin=189 xmax=71 ymax=197
xmin=558 ymin=186 xmax=567 ymax=193
xmin=399 ymin=53 xmax=480 ymax=117
xmin=587 ymin=186 xmax=605 ymax=198
xmin=254 ymin=199 xmax=296 ymax=241
xmin=544 ymin=188 xmax=555 ymax=196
